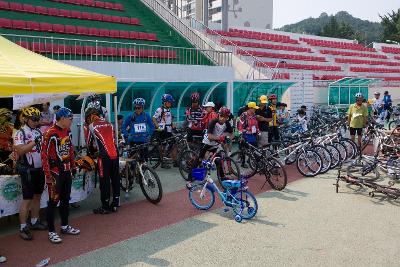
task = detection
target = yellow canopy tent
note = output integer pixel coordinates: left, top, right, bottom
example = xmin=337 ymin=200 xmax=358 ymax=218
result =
xmin=0 ymin=36 xmax=116 ymax=96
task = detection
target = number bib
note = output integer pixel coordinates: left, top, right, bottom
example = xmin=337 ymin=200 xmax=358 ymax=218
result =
xmin=134 ymin=123 xmax=147 ymax=133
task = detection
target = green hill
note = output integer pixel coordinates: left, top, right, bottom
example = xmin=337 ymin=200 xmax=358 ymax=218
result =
xmin=277 ymin=11 xmax=383 ymax=44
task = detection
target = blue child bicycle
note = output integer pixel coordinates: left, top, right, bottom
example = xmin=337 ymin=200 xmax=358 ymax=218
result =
xmin=187 ymin=158 xmax=258 ymax=223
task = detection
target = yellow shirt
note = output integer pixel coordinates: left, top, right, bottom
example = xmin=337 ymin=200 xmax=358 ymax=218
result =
xmin=348 ymin=104 xmax=368 ymax=128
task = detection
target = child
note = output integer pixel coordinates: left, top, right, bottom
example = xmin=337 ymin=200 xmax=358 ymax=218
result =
xmin=297 ymin=109 xmax=308 ymax=132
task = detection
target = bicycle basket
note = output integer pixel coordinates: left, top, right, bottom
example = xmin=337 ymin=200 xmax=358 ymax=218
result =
xmin=192 ymin=168 xmax=207 ymax=181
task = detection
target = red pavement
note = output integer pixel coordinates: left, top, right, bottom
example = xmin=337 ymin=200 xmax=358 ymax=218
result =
xmin=0 ymin=165 xmax=303 ymax=267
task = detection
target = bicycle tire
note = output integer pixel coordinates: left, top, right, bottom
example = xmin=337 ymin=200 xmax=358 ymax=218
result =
xmin=325 ymin=144 xmax=340 ymax=169
xmin=119 ymin=160 xmax=134 ymax=192
xmin=388 ymin=121 xmax=397 ymax=130
xmin=332 ymin=142 xmax=347 ymax=163
xmin=188 ymin=184 xmax=215 ymax=210
xmin=178 ymin=149 xmax=199 ymax=181
xmin=340 ymin=138 xmax=357 ymax=160
xmin=232 ymin=190 xmax=258 ymax=219
xmin=230 ymin=151 xmax=257 ymax=179
xmin=313 ymin=145 xmax=332 ymax=174
xmin=296 ymin=149 xmax=323 ymax=177
xmin=264 ymin=157 xmax=287 ymax=191
xmin=346 ymin=158 xmax=380 ymax=181
xmin=138 ymin=165 xmax=163 ymax=204
xmin=147 ymin=144 xmax=162 ymax=169
xmin=217 ymin=156 xmax=241 ymax=189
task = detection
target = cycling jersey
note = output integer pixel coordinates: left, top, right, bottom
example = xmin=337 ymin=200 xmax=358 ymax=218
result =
xmin=121 ymin=112 xmax=155 ymax=143
xmin=41 ymin=124 xmax=75 ymax=182
xmin=14 ymin=125 xmax=42 ymax=168
xmin=203 ymin=119 xmax=233 ymax=146
xmin=0 ymin=123 xmax=13 ymax=152
xmin=87 ymin=118 xmax=118 ymax=159
xmin=85 ymin=106 xmax=109 ymax=121
xmin=153 ymin=106 xmax=173 ymax=132
xmin=185 ymin=107 xmax=205 ymax=131
xmin=238 ymin=111 xmax=259 ymax=134
xmin=202 ymin=111 xmax=218 ymax=129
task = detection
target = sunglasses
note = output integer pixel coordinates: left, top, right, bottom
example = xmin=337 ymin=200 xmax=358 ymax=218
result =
xmin=29 ymin=116 xmax=40 ymax=122
xmin=134 ymin=106 xmax=142 ymax=110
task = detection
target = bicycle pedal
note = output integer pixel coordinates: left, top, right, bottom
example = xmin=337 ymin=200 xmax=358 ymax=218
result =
xmin=223 ymin=208 xmax=230 ymax=213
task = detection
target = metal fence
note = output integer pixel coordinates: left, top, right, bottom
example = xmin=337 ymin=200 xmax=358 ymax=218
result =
xmin=1 ymin=33 xmax=232 ymax=66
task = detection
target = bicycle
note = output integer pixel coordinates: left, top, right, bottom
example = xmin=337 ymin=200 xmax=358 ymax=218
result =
xmin=187 ymin=159 xmax=258 ymax=223
xmin=120 ymin=143 xmax=163 ymax=204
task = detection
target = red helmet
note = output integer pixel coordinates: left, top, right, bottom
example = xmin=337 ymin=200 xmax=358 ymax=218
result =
xmin=191 ymin=92 xmax=200 ymax=102
xmin=218 ymin=107 xmax=231 ymax=117
xmin=269 ymin=94 xmax=277 ymax=100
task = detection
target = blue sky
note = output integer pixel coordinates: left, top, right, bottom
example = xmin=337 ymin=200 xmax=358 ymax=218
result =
xmin=274 ymin=0 xmax=399 ymax=28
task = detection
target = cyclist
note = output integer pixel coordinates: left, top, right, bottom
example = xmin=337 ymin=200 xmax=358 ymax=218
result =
xmin=202 ymin=102 xmax=218 ymax=129
xmin=0 ymin=108 xmax=14 ymax=165
xmin=121 ymin=98 xmax=155 ymax=162
xmin=85 ymin=108 xmax=120 ymax=214
xmin=152 ymin=94 xmax=176 ymax=169
xmin=383 ymin=91 xmax=392 ymax=123
xmin=41 ymin=107 xmax=80 ymax=244
xmin=238 ymin=102 xmax=260 ymax=167
xmin=266 ymin=94 xmax=280 ymax=142
xmin=185 ymin=92 xmax=205 ymax=142
xmin=14 ymin=107 xmax=47 ymax=241
xmin=256 ymin=95 xmax=269 ymax=147
xmin=348 ymin=93 xmax=368 ymax=148
xmin=85 ymin=94 xmax=109 ymax=121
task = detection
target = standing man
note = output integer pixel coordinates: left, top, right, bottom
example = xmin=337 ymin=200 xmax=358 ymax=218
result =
xmin=41 ymin=107 xmax=80 ymax=244
xmin=14 ymin=107 xmax=47 ymax=241
xmin=85 ymin=108 xmax=120 ymax=214
xmin=256 ymin=95 xmax=270 ymax=147
xmin=348 ymin=93 xmax=368 ymax=148
xmin=371 ymin=92 xmax=383 ymax=118
xmin=40 ymin=102 xmax=54 ymax=134
xmin=185 ymin=92 xmax=205 ymax=143
xmin=383 ymin=91 xmax=392 ymax=123
xmin=152 ymin=94 xmax=176 ymax=169
xmin=266 ymin=94 xmax=280 ymax=142
xmin=85 ymin=94 xmax=109 ymax=122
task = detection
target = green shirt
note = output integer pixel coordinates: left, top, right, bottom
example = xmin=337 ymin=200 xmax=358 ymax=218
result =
xmin=348 ymin=104 xmax=368 ymax=128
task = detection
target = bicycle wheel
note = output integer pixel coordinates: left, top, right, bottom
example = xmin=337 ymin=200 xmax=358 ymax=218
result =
xmin=119 ymin=160 xmax=134 ymax=192
xmin=313 ymin=145 xmax=332 ymax=174
xmin=264 ymin=157 xmax=287 ymax=190
xmin=216 ymin=156 xmax=241 ymax=189
xmin=325 ymin=144 xmax=340 ymax=169
xmin=178 ymin=149 xmax=199 ymax=181
xmin=388 ymin=121 xmax=397 ymax=130
xmin=340 ymin=138 xmax=357 ymax=160
xmin=232 ymin=190 xmax=258 ymax=219
xmin=188 ymin=184 xmax=215 ymax=210
xmin=346 ymin=157 xmax=380 ymax=181
xmin=332 ymin=142 xmax=347 ymax=164
xmin=147 ymin=144 xmax=162 ymax=169
xmin=361 ymin=133 xmax=372 ymax=153
xmin=296 ymin=149 xmax=322 ymax=177
xmin=230 ymin=151 xmax=257 ymax=179
xmin=138 ymin=165 xmax=163 ymax=204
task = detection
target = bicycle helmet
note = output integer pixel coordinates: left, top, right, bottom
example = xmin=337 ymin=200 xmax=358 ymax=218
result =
xmin=132 ymin=98 xmax=145 ymax=107
xmin=0 ymin=108 xmax=12 ymax=118
xmin=269 ymin=94 xmax=277 ymax=100
xmin=355 ymin=93 xmax=363 ymax=99
xmin=75 ymin=156 xmax=96 ymax=171
xmin=87 ymin=101 xmax=101 ymax=110
xmin=87 ymin=94 xmax=101 ymax=103
xmin=21 ymin=107 xmax=40 ymax=119
xmin=56 ymin=107 xmax=73 ymax=120
xmin=218 ymin=107 xmax=231 ymax=117
xmin=190 ymin=92 xmax=200 ymax=103
xmin=161 ymin=94 xmax=174 ymax=103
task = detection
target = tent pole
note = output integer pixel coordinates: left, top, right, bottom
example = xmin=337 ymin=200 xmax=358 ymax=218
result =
xmin=113 ymin=93 xmax=119 ymax=144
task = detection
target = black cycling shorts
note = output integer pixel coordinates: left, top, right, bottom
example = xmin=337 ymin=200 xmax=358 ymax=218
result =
xmin=155 ymin=130 xmax=173 ymax=141
xmin=187 ymin=129 xmax=204 ymax=142
xmin=18 ymin=167 xmax=45 ymax=200
xmin=349 ymin=127 xmax=363 ymax=136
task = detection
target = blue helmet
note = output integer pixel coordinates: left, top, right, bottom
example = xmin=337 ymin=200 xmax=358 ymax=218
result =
xmin=162 ymin=94 xmax=174 ymax=103
xmin=56 ymin=107 xmax=73 ymax=120
xmin=133 ymin=98 xmax=145 ymax=107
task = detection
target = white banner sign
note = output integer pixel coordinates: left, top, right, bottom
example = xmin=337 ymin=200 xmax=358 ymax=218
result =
xmin=13 ymin=93 xmax=68 ymax=110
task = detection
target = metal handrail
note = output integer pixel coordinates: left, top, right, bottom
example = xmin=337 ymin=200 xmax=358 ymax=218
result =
xmin=1 ymin=33 xmax=232 ymax=66
xmin=144 ymin=0 xmax=278 ymax=79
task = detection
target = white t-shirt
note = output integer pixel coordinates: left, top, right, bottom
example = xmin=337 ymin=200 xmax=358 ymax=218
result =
xmin=203 ymin=120 xmax=232 ymax=146
xmin=297 ymin=115 xmax=308 ymax=132
xmin=14 ymin=125 xmax=43 ymax=168
xmin=372 ymin=98 xmax=382 ymax=112
xmin=153 ymin=107 xmax=173 ymax=132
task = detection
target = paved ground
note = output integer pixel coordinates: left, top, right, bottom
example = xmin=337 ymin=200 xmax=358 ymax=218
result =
xmin=0 ymin=162 xmax=399 ymax=267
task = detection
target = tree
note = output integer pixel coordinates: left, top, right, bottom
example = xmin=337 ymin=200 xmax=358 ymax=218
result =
xmin=380 ymin=9 xmax=400 ymax=43
xmin=320 ymin=16 xmax=340 ymax=37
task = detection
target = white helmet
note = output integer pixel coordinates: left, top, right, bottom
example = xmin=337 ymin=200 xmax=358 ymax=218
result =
xmin=374 ymin=91 xmax=380 ymax=95
xmin=203 ymin=102 xmax=215 ymax=108
xmin=355 ymin=93 xmax=363 ymax=99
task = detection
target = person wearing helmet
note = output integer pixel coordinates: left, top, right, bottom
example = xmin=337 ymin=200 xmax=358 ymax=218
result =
xmin=238 ymin=102 xmax=260 ymax=167
xmin=266 ymin=94 xmax=280 ymax=142
xmin=14 ymin=107 xmax=47 ymax=241
xmin=185 ymin=92 xmax=205 ymax=143
xmin=85 ymin=108 xmax=120 ymax=214
xmin=256 ymin=95 xmax=270 ymax=147
xmin=41 ymin=107 xmax=80 ymax=244
xmin=152 ymin=94 xmax=176 ymax=168
xmin=85 ymin=94 xmax=109 ymax=122
xmin=0 ymin=108 xmax=14 ymax=165
xmin=202 ymin=102 xmax=218 ymax=129
xmin=122 ymin=98 xmax=155 ymax=162
xmin=348 ymin=93 xmax=368 ymax=148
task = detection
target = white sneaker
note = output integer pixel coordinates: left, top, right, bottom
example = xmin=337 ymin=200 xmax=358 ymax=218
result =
xmin=48 ymin=232 xmax=62 ymax=244
xmin=0 ymin=255 xmax=6 ymax=263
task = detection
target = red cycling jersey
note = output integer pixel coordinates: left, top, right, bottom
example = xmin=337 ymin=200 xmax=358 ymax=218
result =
xmin=238 ymin=111 xmax=260 ymax=134
xmin=202 ymin=111 xmax=218 ymax=129
xmin=41 ymin=124 xmax=75 ymax=183
xmin=87 ymin=118 xmax=118 ymax=159
xmin=186 ymin=107 xmax=205 ymax=131
xmin=0 ymin=123 xmax=13 ymax=152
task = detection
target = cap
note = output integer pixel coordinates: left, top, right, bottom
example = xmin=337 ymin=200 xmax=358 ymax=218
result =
xmin=203 ymin=102 xmax=215 ymax=108
xmin=247 ymin=102 xmax=259 ymax=109
xmin=374 ymin=91 xmax=380 ymax=95
xmin=259 ymin=95 xmax=268 ymax=104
